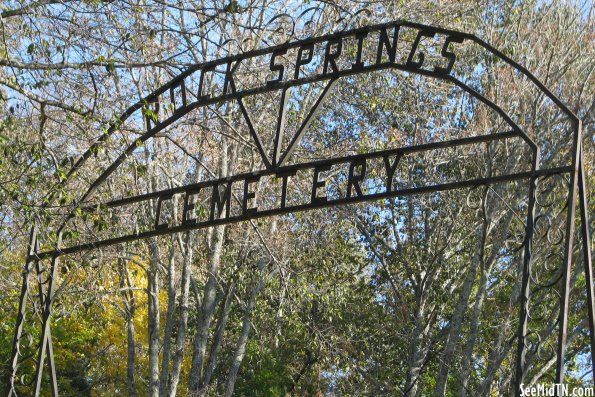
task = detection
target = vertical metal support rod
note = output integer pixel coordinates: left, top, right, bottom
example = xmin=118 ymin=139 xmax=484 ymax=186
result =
xmin=273 ymin=88 xmax=289 ymax=167
xmin=6 ymin=225 xmax=37 ymax=396
xmin=515 ymin=150 xmax=540 ymax=395
xmin=278 ymin=79 xmax=338 ymax=167
xmin=34 ymin=240 xmax=59 ymax=397
xmin=236 ymin=94 xmax=272 ymax=169
xmin=33 ymin=233 xmax=62 ymax=397
xmin=578 ymin=146 xmax=595 ymax=382
xmin=46 ymin=333 xmax=59 ymax=397
xmin=556 ymin=121 xmax=582 ymax=388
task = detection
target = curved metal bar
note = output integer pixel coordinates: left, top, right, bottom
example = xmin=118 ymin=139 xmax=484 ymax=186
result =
xmin=40 ymin=20 xmax=578 ymax=217
xmin=34 ymin=165 xmax=574 ymax=261
xmin=53 ymin=68 xmax=534 ymax=239
xmin=444 ymin=75 xmax=537 ymax=151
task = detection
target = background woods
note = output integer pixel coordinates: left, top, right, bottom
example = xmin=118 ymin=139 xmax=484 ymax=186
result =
xmin=0 ymin=0 xmax=593 ymax=396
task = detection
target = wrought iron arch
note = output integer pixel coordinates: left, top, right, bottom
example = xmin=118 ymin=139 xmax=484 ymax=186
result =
xmin=6 ymin=20 xmax=592 ymax=397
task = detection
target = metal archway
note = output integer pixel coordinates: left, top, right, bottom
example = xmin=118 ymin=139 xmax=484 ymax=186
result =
xmin=6 ymin=20 xmax=592 ymax=396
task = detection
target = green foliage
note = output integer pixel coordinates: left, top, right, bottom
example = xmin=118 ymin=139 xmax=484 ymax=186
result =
xmin=234 ymin=342 xmax=294 ymax=397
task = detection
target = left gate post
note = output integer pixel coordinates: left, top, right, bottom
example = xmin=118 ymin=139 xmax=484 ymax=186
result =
xmin=6 ymin=225 xmax=37 ymax=396
xmin=33 ymin=233 xmax=61 ymax=397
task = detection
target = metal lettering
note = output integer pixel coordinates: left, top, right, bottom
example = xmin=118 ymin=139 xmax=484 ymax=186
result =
xmin=223 ymin=60 xmax=242 ymax=95
xmin=169 ymin=79 xmax=187 ymax=110
xmin=268 ymin=48 xmax=287 ymax=86
xmin=347 ymin=158 xmax=367 ymax=198
xmin=383 ymin=154 xmax=402 ymax=192
xmin=406 ymin=30 xmax=436 ymax=69
xmin=155 ymin=194 xmax=174 ymax=230
xmin=210 ymin=182 xmax=232 ymax=221
xmin=435 ymin=35 xmax=464 ymax=74
xmin=376 ymin=26 xmax=400 ymax=64
xmin=132 ymin=23 xmax=465 ymax=136
xmin=352 ymin=31 xmax=368 ymax=70
xmin=323 ymin=38 xmax=342 ymax=74
xmin=277 ymin=169 xmax=297 ymax=209
xmin=145 ymin=99 xmax=160 ymax=130
xmin=198 ymin=65 xmax=216 ymax=100
xmin=182 ymin=187 xmax=201 ymax=225
xmin=311 ymin=164 xmax=331 ymax=203
xmin=295 ymin=43 xmax=314 ymax=79
xmin=242 ymin=176 xmax=260 ymax=215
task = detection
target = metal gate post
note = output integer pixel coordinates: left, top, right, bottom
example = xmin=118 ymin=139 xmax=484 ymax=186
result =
xmin=578 ymin=142 xmax=595 ymax=382
xmin=515 ymin=149 xmax=540 ymax=394
xmin=33 ymin=239 xmax=59 ymax=397
xmin=555 ymin=121 xmax=582 ymax=388
xmin=32 ymin=233 xmax=62 ymax=397
xmin=6 ymin=226 xmax=37 ymax=396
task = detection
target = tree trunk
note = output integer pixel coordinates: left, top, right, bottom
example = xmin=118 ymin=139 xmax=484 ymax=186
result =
xmin=159 ymin=241 xmax=177 ymax=397
xmin=119 ymin=259 xmax=137 ymax=397
xmin=169 ymin=232 xmax=193 ymax=397
xmin=148 ymin=241 xmax=161 ymax=397
xmin=197 ymin=282 xmax=236 ymax=396
xmin=458 ymin=261 xmax=487 ymax=397
xmin=223 ymin=260 xmax=268 ymax=397
xmin=458 ymin=211 xmax=511 ymax=396
xmin=434 ymin=217 xmax=487 ymax=396
xmin=189 ymin=137 xmax=229 ymax=394
xmin=404 ymin=297 xmax=430 ymax=397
